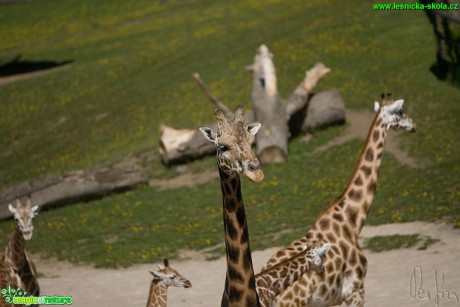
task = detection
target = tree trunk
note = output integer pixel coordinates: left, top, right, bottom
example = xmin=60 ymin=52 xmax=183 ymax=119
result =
xmin=250 ymin=45 xmax=290 ymax=164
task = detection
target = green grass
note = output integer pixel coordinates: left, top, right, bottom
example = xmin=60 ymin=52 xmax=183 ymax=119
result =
xmin=363 ymin=234 xmax=440 ymax=253
xmin=0 ymin=0 xmax=459 ymax=267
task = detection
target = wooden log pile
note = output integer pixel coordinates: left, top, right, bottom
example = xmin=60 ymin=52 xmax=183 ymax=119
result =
xmin=159 ymin=44 xmax=346 ymax=165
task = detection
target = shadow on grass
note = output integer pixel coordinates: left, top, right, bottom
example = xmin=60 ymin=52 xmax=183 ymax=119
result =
xmin=0 ymin=55 xmax=73 ymax=77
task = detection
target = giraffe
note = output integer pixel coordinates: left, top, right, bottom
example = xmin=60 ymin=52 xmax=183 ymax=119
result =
xmin=199 ymin=106 xmax=264 ymax=307
xmin=1 ymin=195 xmax=40 ymax=306
xmin=261 ymin=93 xmax=417 ymax=306
xmin=256 ymin=243 xmax=331 ymax=307
xmin=145 ymin=258 xmax=191 ymax=307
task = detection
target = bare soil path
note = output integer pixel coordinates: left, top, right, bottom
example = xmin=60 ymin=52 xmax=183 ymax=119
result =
xmin=37 ymin=221 xmax=460 ymax=306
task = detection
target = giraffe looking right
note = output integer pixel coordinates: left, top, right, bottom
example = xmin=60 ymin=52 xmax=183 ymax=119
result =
xmin=256 ymin=243 xmax=331 ymax=307
xmin=145 ymin=258 xmax=191 ymax=307
xmin=262 ymin=93 xmax=416 ymax=306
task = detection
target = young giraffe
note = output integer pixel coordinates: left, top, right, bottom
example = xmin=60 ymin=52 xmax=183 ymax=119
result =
xmin=256 ymin=243 xmax=331 ymax=307
xmin=200 ymin=106 xmax=264 ymax=307
xmin=262 ymin=94 xmax=417 ymax=306
xmin=2 ymin=195 xmax=40 ymax=303
xmin=145 ymin=258 xmax=191 ymax=307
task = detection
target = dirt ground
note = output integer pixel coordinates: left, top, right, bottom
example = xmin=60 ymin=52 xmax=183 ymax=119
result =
xmin=37 ymin=221 xmax=460 ymax=307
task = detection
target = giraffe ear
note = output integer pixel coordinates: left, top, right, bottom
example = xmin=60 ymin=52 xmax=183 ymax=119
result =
xmin=8 ymin=204 xmax=16 ymax=214
xmin=158 ymin=264 xmax=165 ymax=270
xmin=246 ymin=123 xmax=261 ymax=136
xmin=374 ymin=101 xmax=380 ymax=113
xmin=386 ymin=99 xmax=404 ymax=114
xmin=31 ymin=205 xmax=39 ymax=216
xmin=315 ymin=243 xmax=331 ymax=257
xmin=199 ymin=127 xmax=217 ymax=143
xmin=150 ymin=271 xmax=163 ymax=280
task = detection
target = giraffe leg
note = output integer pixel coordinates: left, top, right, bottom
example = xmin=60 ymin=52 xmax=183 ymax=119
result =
xmin=345 ymin=288 xmax=365 ymax=307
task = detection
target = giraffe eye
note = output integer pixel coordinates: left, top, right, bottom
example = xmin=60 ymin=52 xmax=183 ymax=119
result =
xmin=218 ymin=145 xmax=229 ymax=152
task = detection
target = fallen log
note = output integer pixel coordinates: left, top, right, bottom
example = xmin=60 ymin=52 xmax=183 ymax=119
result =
xmin=159 ymin=88 xmax=345 ymax=164
xmin=0 ymin=158 xmax=147 ymax=219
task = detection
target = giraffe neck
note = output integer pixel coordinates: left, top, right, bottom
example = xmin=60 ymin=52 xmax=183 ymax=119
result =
xmin=5 ymin=228 xmax=26 ymax=269
xmin=334 ymin=113 xmax=388 ymax=237
xmin=219 ymin=168 xmax=259 ymax=307
xmin=146 ymin=281 xmax=167 ymax=307
xmin=255 ymin=247 xmax=315 ymax=306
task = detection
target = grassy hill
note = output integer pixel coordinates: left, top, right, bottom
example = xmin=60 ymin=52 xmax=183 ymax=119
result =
xmin=0 ymin=0 xmax=458 ymax=267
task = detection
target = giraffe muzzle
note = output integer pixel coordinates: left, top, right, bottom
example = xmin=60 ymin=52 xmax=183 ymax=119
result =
xmin=243 ymin=168 xmax=264 ymax=183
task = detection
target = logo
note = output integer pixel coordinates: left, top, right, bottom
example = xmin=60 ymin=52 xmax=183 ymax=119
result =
xmin=1 ymin=285 xmax=72 ymax=305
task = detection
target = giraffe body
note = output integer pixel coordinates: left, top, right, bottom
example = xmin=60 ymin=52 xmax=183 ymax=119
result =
xmin=255 ymin=243 xmax=331 ymax=307
xmin=200 ymin=106 xmax=263 ymax=306
xmin=262 ymin=94 xmax=416 ymax=306
xmin=1 ymin=196 xmax=39 ymax=307
xmin=145 ymin=259 xmax=191 ymax=307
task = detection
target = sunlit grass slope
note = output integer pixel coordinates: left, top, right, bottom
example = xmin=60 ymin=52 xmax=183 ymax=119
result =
xmin=0 ymin=0 xmax=458 ymax=267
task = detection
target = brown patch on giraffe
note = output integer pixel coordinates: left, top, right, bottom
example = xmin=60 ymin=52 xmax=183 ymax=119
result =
xmin=224 ymin=216 xmax=238 ymax=240
xmin=242 ymin=249 xmax=252 ymax=271
xmin=334 ymin=257 xmax=342 ymax=271
xmin=346 ymin=207 xmax=358 ymax=227
xmin=319 ymin=218 xmax=330 ymax=230
xmin=372 ymin=130 xmax=380 ymax=142
xmin=353 ymin=175 xmax=363 ymax=186
xmin=367 ymin=180 xmax=377 ymax=195
xmin=356 ymin=266 xmax=365 ymax=279
xmin=326 ymin=262 xmax=334 ymax=273
xmin=347 ymin=189 xmax=363 ymax=201
xmin=316 ymin=232 xmax=324 ymax=241
xmin=360 ymin=165 xmax=372 ymax=178
xmin=377 ymin=141 xmax=384 ymax=149
xmin=331 ymin=245 xmax=340 ymax=255
xmin=319 ymin=284 xmax=328 ymax=296
xmin=326 ymin=232 xmax=337 ymax=243
xmin=365 ymin=147 xmax=374 ymax=162
xmin=349 ymin=250 xmax=357 ymax=266
xmin=343 ymin=226 xmax=353 ymax=242
xmin=339 ymin=241 xmax=349 ymax=259
xmin=327 ymin=274 xmax=335 ymax=285
xmin=333 ymin=213 xmax=344 ymax=222
xmin=228 ymin=266 xmax=244 ymax=283
xmin=337 ymin=199 xmax=346 ymax=208
xmin=227 ymin=245 xmax=240 ymax=263
xmin=332 ymin=222 xmax=341 ymax=236
xmin=236 ymin=208 xmax=246 ymax=228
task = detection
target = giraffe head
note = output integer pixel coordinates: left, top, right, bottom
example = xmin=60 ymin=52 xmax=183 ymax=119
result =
xmin=199 ymin=106 xmax=264 ymax=182
xmin=374 ymin=93 xmax=416 ymax=132
xmin=307 ymin=243 xmax=331 ymax=274
xmin=149 ymin=259 xmax=192 ymax=289
xmin=8 ymin=195 xmax=39 ymax=241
